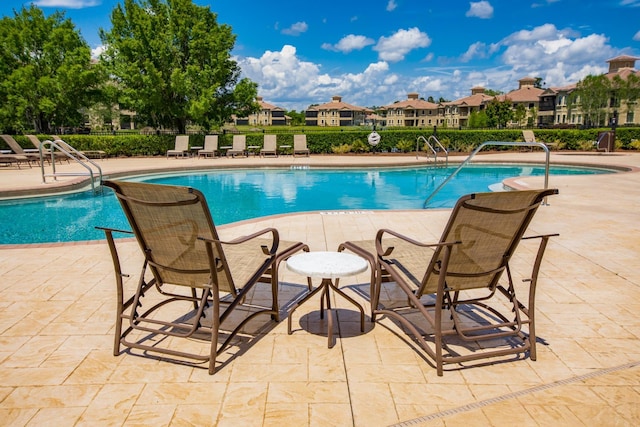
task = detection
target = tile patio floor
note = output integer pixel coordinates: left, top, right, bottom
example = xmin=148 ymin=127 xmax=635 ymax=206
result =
xmin=1 ymin=151 xmax=639 ymax=426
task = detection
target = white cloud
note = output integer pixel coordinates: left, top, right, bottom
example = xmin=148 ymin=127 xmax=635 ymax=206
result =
xmin=33 ymin=0 xmax=100 ymax=7
xmin=91 ymin=45 xmax=106 ymax=59
xmin=237 ymin=45 xmax=404 ymax=110
xmin=281 ymin=22 xmax=308 ymax=36
xmin=483 ymin=24 xmax=613 ymax=91
xmin=620 ymin=0 xmax=640 ymax=6
xmin=634 ymin=30 xmax=640 ymax=41
xmin=322 ymin=35 xmax=375 ymax=53
xmin=234 ymin=21 xmax=621 ymax=111
xmin=466 ymin=1 xmax=494 ymax=19
xmin=386 ymin=0 xmax=398 ymax=12
xmin=460 ymin=41 xmax=488 ymax=62
xmin=373 ymin=27 xmax=431 ymax=62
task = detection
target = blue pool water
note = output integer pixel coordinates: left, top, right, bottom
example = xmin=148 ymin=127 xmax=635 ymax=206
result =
xmin=1 ymin=164 xmax=610 ymax=244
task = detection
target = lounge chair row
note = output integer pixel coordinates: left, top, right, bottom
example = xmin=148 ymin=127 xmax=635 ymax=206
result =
xmin=100 ymin=180 xmax=558 ymax=376
xmin=167 ymin=134 xmax=310 ymax=158
xmin=0 ymin=134 xmax=105 ymax=167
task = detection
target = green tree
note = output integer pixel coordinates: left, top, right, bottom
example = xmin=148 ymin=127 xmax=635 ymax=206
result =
xmin=286 ymin=110 xmax=305 ymax=126
xmin=570 ymin=74 xmax=610 ymax=127
xmin=613 ymin=73 xmax=640 ymax=123
xmin=533 ymin=77 xmax=544 ymax=89
xmin=100 ymin=0 xmax=258 ymax=133
xmin=485 ymin=98 xmax=513 ymax=128
xmin=514 ymin=103 xmax=527 ymax=127
xmin=483 ymin=88 xmax=503 ymax=96
xmin=527 ymin=106 xmax=538 ymax=127
xmin=468 ymin=110 xmax=488 ymax=128
xmin=0 ymin=6 xmax=105 ymax=133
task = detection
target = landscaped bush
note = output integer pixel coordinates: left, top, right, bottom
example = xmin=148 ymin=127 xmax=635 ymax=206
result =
xmin=3 ymin=127 xmax=637 ymax=157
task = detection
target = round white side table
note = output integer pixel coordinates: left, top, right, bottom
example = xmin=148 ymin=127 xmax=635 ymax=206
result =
xmin=286 ymin=251 xmax=368 ymax=347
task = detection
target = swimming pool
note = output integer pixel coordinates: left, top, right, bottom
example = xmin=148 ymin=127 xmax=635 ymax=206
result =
xmin=1 ymin=164 xmax=610 ymax=244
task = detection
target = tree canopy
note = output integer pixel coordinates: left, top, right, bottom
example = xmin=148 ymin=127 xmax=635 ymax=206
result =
xmin=100 ymin=0 xmax=259 ymax=133
xmin=0 ymin=6 xmax=105 ymax=133
xmin=485 ymin=98 xmax=514 ymax=128
xmin=570 ymin=75 xmax=610 ymax=127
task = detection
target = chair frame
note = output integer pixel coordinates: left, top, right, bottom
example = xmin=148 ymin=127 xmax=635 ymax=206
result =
xmin=260 ymin=134 xmax=278 ymax=157
xmin=167 ymin=135 xmax=189 ymax=158
xmin=341 ymin=189 xmax=558 ymax=375
xmin=227 ymin=135 xmax=248 ymax=157
xmin=1 ymin=134 xmax=39 ymax=166
xmin=198 ymin=134 xmax=219 ymax=158
xmin=293 ymin=134 xmax=310 ymax=157
xmin=99 ymin=180 xmax=308 ymax=374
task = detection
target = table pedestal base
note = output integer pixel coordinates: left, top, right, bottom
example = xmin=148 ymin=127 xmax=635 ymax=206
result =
xmin=288 ymin=277 xmax=365 ymax=348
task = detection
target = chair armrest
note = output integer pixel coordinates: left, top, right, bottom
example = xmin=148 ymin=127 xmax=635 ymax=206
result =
xmin=95 ymin=226 xmax=134 ymax=235
xmin=198 ymin=227 xmax=280 ymax=256
xmin=375 ymin=228 xmax=459 ymax=257
xmin=522 ymin=233 xmax=559 ymax=240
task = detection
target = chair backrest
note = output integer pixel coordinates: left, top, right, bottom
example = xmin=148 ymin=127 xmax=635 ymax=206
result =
xmin=522 ymin=130 xmax=536 ymax=143
xmin=232 ymin=134 xmax=246 ymax=150
xmin=294 ymin=134 xmax=307 ymax=150
xmin=418 ymin=188 xmax=557 ymax=296
xmin=104 ymin=180 xmax=237 ymax=294
xmin=263 ymin=134 xmax=277 ymax=150
xmin=175 ymin=135 xmax=189 ymax=151
xmin=1 ymin=135 xmax=25 ymax=154
xmin=204 ymin=135 xmax=218 ymax=151
xmin=25 ymin=135 xmax=42 ymax=150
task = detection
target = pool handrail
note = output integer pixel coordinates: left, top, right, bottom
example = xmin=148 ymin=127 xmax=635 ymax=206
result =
xmin=39 ymin=138 xmax=103 ymax=192
xmin=423 ymin=141 xmax=550 ymax=208
xmin=417 ymin=135 xmax=448 ymax=166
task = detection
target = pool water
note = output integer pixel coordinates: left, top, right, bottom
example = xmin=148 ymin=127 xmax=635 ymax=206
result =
xmin=1 ymin=164 xmax=609 ymax=244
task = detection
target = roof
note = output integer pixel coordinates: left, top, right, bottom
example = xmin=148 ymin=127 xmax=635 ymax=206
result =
xmin=380 ymin=98 xmax=439 ymax=110
xmin=256 ymin=97 xmax=285 ymax=111
xmin=498 ymin=86 xmax=545 ymax=103
xmin=445 ymin=92 xmax=494 ymax=107
xmin=306 ymin=97 xmax=371 ymax=113
xmin=606 ymin=55 xmax=640 ymax=63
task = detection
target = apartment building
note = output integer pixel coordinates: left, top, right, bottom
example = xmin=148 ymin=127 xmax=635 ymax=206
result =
xmin=235 ymin=96 xmax=288 ymax=126
xmin=380 ymin=93 xmax=443 ymax=127
xmin=497 ymin=77 xmax=545 ymax=127
xmin=537 ymin=55 xmax=640 ymax=127
xmin=442 ymin=87 xmax=494 ymax=128
xmin=305 ymin=95 xmax=372 ymax=127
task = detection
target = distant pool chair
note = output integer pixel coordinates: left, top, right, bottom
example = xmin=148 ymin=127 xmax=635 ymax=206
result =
xmin=198 ymin=134 xmax=219 ymax=158
xmin=260 ymin=134 xmax=278 ymax=157
xmin=293 ymin=134 xmax=310 ymax=157
xmin=227 ymin=135 xmax=248 ymax=157
xmin=167 ymin=135 xmax=189 ymax=158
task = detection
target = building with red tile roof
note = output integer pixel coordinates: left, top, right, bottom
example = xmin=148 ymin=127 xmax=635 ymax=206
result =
xmin=305 ymin=95 xmax=372 ymax=127
xmin=380 ymin=93 xmax=443 ymax=128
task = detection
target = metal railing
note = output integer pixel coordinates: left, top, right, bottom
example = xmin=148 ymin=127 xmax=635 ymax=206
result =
xmin=416 ymin=135 xmax=448 ymax=166
xmin=39 ymin=139 xmax=103 ymax=192
xmin=423 ymin=141 xmax=550 ymax=208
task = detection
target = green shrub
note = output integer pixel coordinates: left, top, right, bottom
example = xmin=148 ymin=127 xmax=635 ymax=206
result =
xmin=396 ymin=139 xmax=414 ymax=153
xmin=351 ymin=138 xmax=369 ymax=153
xmin=331 ymin=143 xmax=352 ymax=154
xmin=6 ymin=127 xmax=637 ymax=156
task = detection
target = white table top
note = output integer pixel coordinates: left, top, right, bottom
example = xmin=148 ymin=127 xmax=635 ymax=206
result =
xmin=286 ymin=251 xmax=367 ymax=279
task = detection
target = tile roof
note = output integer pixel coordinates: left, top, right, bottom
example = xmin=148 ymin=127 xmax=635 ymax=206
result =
xmin=306 ymin=96 xmax=371 ymax=113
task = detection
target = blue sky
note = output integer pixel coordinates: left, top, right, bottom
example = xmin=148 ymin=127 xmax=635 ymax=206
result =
xmin=2 ymin=0 xmax=640 ymax=112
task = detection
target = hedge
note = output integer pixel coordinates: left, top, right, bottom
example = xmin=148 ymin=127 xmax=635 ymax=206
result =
xmin=2 ymin=128 xmax=639 ymax=157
